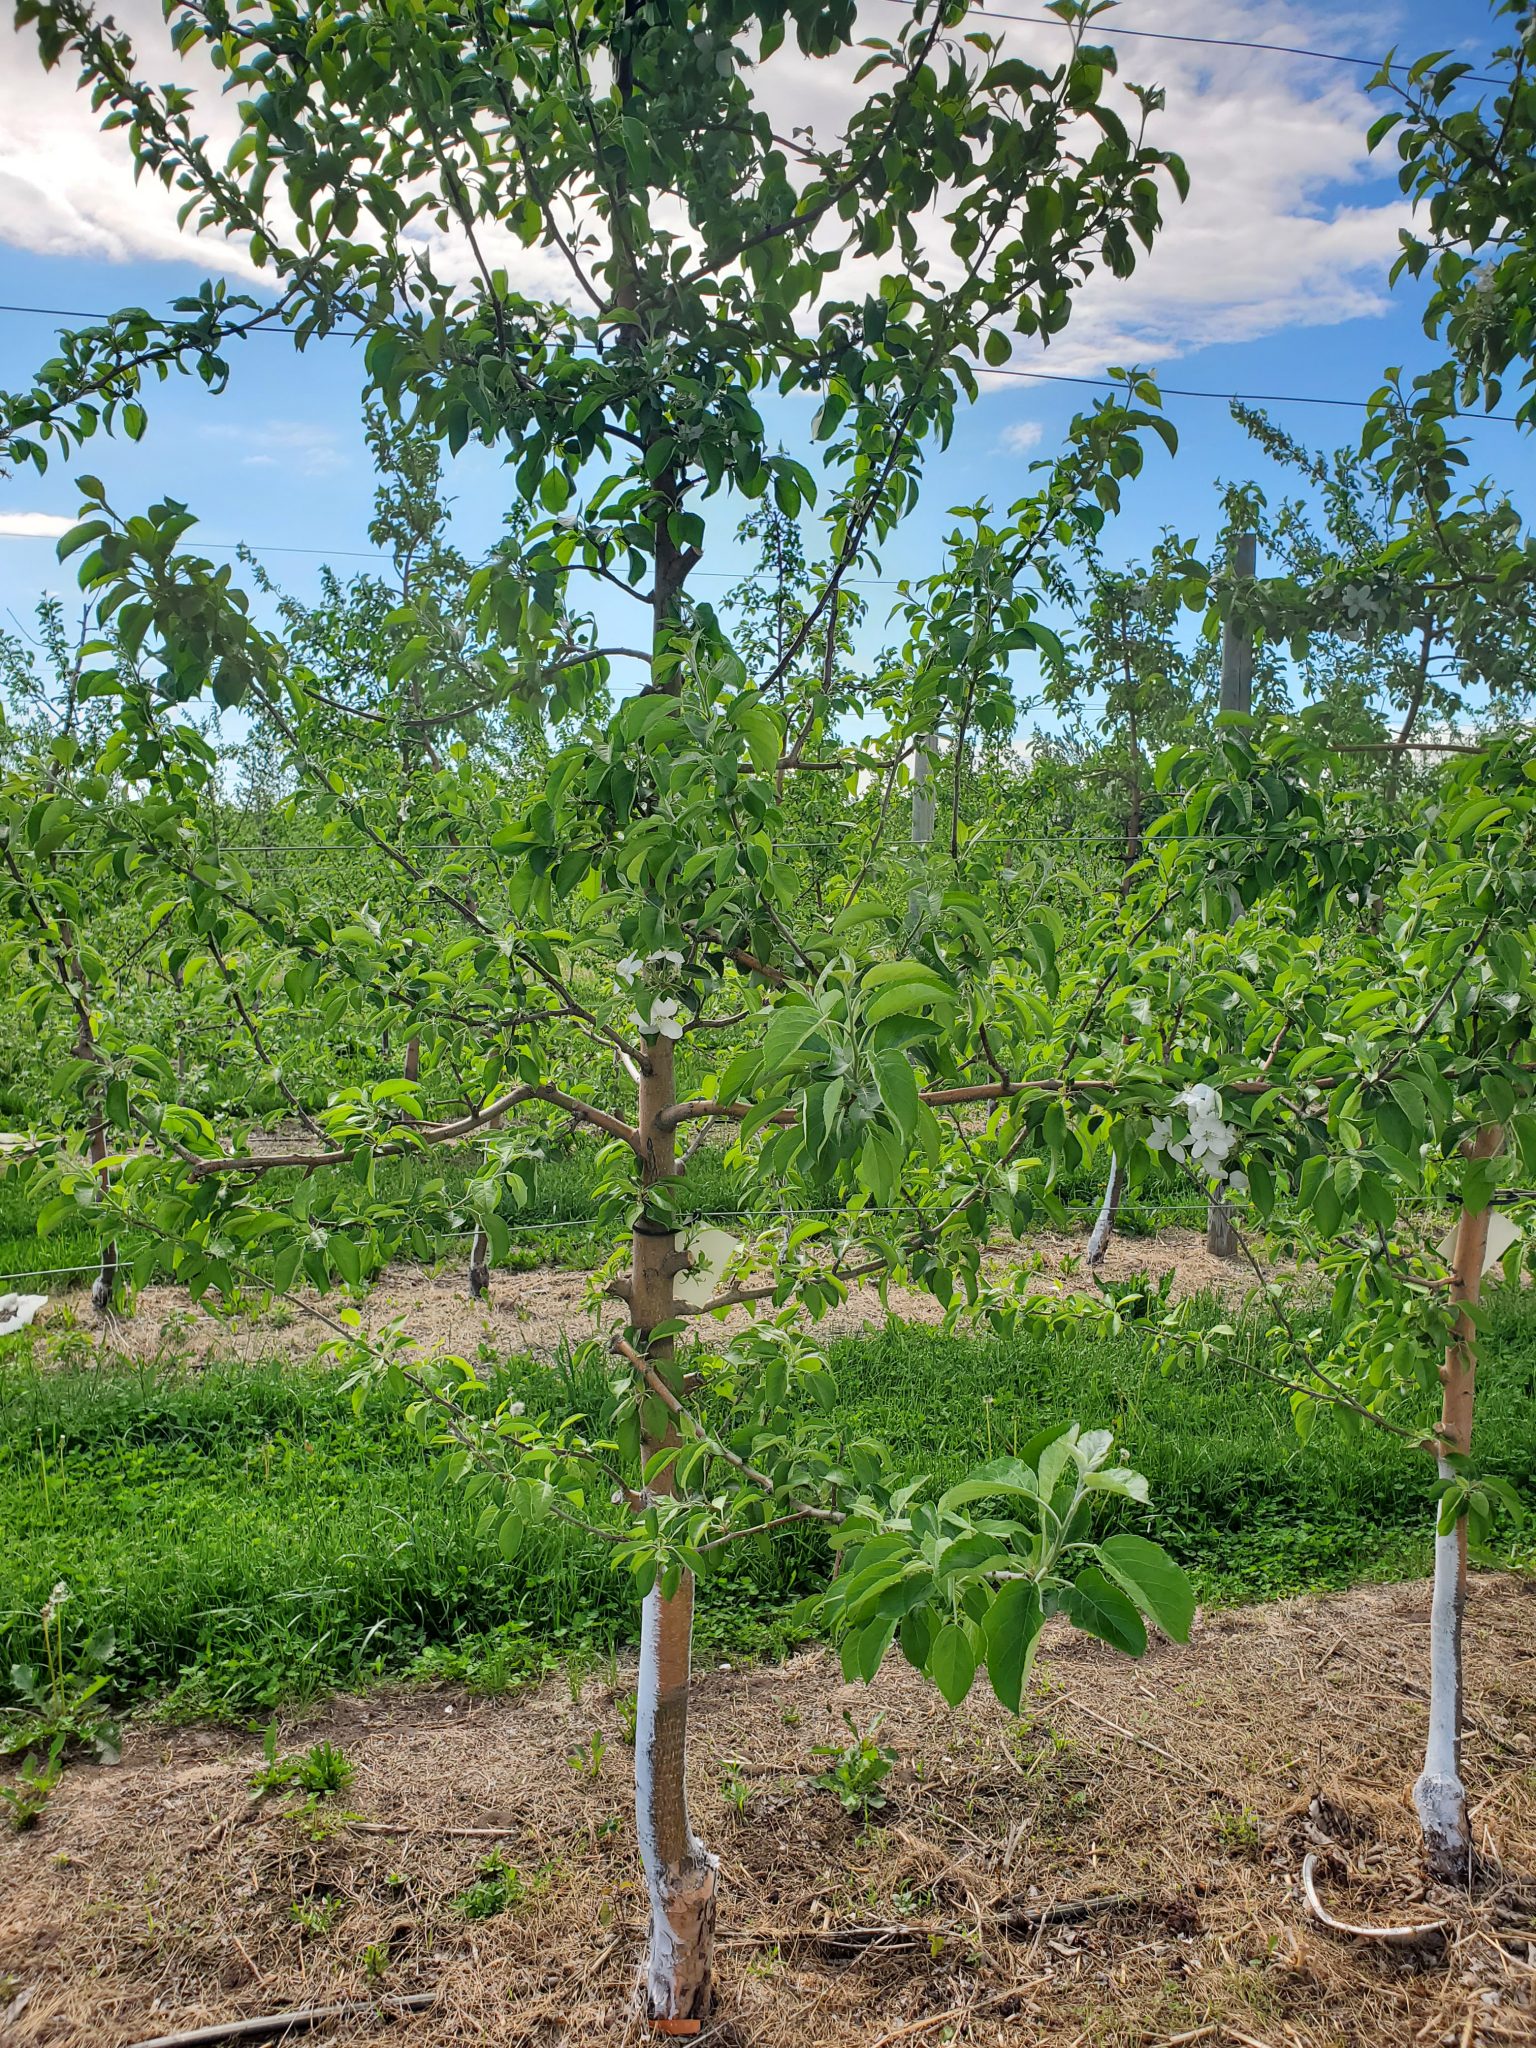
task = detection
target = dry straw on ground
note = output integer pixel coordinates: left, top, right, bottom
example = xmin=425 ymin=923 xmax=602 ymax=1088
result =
xmin=3 ymin=1576 xmax=1534 ymax=2047
xmin=66 ymin=1227 xmax=1255 ymax=1372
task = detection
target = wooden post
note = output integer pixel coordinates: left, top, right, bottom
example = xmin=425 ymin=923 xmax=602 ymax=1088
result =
xmin=1217 ymin=532 xmax=1257 ymax=715
xmin=1414 ymin=1124 xmax=1502 ymax=1881
xmin=1207 ymin=532 xmax=1258 ymax=1260
xmin=911 ymin=738 xmax=935 ymax=847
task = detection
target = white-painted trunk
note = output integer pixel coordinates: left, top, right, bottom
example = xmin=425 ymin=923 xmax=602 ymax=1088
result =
xmin=1412 ymin=1125 xmax=1500 ymax=1885
xmin=468 ymin=1224 xmax=490 ymax=1300
xmin=634 ymin=1577 xmax=718 ymax=2021
xmin=1086 ymin=1156 xmax=1121 ymax=1267
xmin=1413 ymin=1454 xmax=1469 ymax=1879
xmin=631 ymin=1034 xmax=718 ymax=2020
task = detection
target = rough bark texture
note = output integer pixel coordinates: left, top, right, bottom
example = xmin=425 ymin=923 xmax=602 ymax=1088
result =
xmin=632 ymin=1035 xmax=718 ymax=2019
xmin=1205 ymin=1195 xmax=1239 ymax=1261
xmin=1413 ymin=1123 xmax=1502 ymax=1883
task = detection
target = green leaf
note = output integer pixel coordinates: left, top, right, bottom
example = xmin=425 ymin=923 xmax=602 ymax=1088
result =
xmin=1309 ymin=1175 xmax=1343 ymax=1238
xmin=844 ymin=1615 xmax=896 ymax=1683
xmin=938 ymin=1456 xmax=1042 ymax=1513
xmin=735 ymin=705 xmax=780 ymax=775
xmin=1095 ymin=1535 xmax=1194 ymax=1643
xmin=927 ymin=1622 xmax=976 ymax=1707
xmin=982 ymin=1578 xmax=1042 ymax=1713
xmin=865 ymin=984 xmax=950 ymax=1027
xmin=330 ymin=1233 xmax=362 ymax=1291
xmin=900 ymin=1604 xmax=934 ymax=1674
xmin=760 ymin=1003 xmax=824 ymax=1073
xmin=872 ymin=1048 xmax=920 ymax=1139
xmin=1063 ymin=1568 xmax=1146 ymax=1657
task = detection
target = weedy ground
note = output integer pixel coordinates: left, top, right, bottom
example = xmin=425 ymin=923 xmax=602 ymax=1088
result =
xmin=2 ymin=1576 xmax=1534 ymax=2046
xmin=4 ymin=1198 xmax=1536 ymax=2044
xmin=5 ymin=1257 xmax=1536 ymax=1715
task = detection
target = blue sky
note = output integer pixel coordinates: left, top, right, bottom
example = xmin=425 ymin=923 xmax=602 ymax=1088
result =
xmin=1 ymin=0 xmax=1530 ymax=706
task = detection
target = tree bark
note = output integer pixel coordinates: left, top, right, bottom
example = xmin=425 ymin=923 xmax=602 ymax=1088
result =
xmin=89 ymin=1110 xmax=118 ymax=1313
xmin=1205 ymin=1195 xmax=1239 ymax=1261
xmin=1413 ymin=1123 xmax=1502 ymax=1883
xmin=467 ymin=1224 xmax=490 ymax=1300
xmin=76 ymin=1011 xmax=117 ymax=1313
xmin=631 ymin=1034 xmax=717 ymax=2020
xmin=1086 ymin=1155 xmax=1122 ymax=1268
xmin=1207 ymin=535 xmax=1256 ymax=1259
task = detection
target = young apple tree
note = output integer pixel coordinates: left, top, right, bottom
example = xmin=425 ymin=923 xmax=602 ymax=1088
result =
xmin=3 ymin=0 xmax=1214 ymax=2016
xmin=1136 ymin=726 xmax=1536 ymax=1886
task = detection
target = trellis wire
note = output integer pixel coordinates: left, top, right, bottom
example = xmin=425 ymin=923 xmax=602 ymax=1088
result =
xmin=0 ymin=1193 xmax=1486 ymax=1289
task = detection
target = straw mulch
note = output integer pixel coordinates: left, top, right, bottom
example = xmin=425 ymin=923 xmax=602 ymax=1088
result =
xmin=2 ymin=1575 xmax=1534 ymax=2047
xmin=61 ymin=1225 xmax=1260 ymax=1373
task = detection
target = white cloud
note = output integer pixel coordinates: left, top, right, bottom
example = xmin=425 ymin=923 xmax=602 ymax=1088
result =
xmin=1000 ymin=421 xmax=1045 ymax=455
xmin=0 ymin=2 xmax=261 ymax=281
xmin=0 ymin=0 xmax=1416 ymax=382
xmin=0 ymin=512 xmax=73 ymax=538
xmin=201 ymin=420 xmax=352 ymax=479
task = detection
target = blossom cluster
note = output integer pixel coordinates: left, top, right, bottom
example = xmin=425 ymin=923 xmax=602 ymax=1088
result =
xmin=616 ymin=948 xmax=688 ymax=1040
xmin=1147 ymin=1083 xmax=1248 ymax=1195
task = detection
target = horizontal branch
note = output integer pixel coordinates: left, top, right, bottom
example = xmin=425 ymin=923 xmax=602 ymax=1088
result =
xmin=696 ymin=1502 xmax=845 ymax=1552
xmin=658 ymin=1070 xmax=1338 ymax=1135
xmin=178 ymin=1082 xmax=640 ymax=1178
xmin=684 ymin=1255 xmax=887 ymax=1317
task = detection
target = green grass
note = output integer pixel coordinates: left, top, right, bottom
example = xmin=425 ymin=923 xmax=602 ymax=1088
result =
xmin=0 ymin=1148 xmax=751 ymax=1292
xmin=0 ymin=1143 xmax=1197 ymax=1295
xmin=4 ymin=1289 xmax=1535 ymax=1719
xmin=0 ymin=1174 xmax=102 ymax=1293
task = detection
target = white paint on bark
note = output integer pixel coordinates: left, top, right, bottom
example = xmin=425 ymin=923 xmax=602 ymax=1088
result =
xmin=1086 ymin=1156 xmax=1120 ymax=1267
xmin=634 ymin=1579 xmax=718 ymax=2018
xmin=1413 ymin=1454 xmax=1469 ymax=1876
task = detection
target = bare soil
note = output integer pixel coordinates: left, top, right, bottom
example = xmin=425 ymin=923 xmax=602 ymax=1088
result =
xmin=3 ymin=1576 xmax=1535 ymax=2048
xmin=63 ymin=1227 xmax=1261 ymax=1371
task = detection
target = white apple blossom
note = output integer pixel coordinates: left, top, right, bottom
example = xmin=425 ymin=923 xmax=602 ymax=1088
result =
xmin=634 ymin=996 xmax=685 ymax=1041
xmin=1148 ymin=1086 xmax=1249 ymax=1195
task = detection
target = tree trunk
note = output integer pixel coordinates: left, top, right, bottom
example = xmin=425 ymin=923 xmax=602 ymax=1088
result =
xmin=1205 ymin=1194 xmax=1238 ymax=1260
xmin=1086 ymin=1155 xmax=1122 ymax=1268
xmin=632 ymin=1034 xmax=717 ymax=2021
xmin=1207 ymin=534 xmax=1257 ymax=1262
xmin=468 ymin=1224 xmax=490 ymax=1300
xmin=89 ymin=1129 xmax=118 ymax=1315
xmin=1413 ymin=1124 xmax=1502 ymax=1883
xmin=79 ymin=1021 xmax=117 ymax=1313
